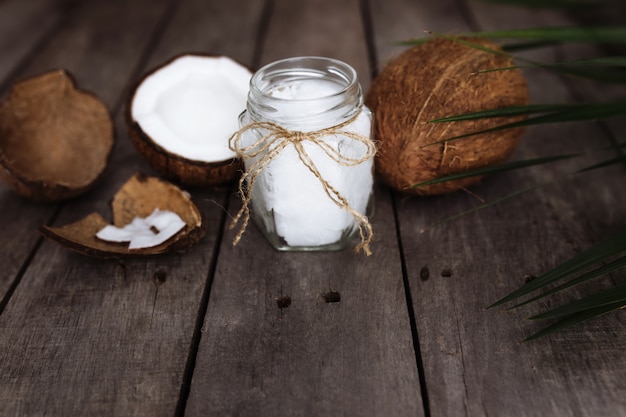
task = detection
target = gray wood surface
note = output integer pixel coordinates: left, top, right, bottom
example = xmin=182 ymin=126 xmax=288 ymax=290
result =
xmin=369 ymin=1 xmax=626 ymax=416
xmin=185 ymin=1 xmax=422 ymax=415
xmin=0 ymin=0 xmax=69 ymax=307
xmin=1 ymin=0 xmax=209 ymax=415
xmin=0 ymin=0 xmax=624 ymax=416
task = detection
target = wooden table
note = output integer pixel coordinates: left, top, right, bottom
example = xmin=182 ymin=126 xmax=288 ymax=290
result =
xmin=1 ymin=0 xmax=625 ymax=415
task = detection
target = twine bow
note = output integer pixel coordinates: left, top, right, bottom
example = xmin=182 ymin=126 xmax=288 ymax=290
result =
xmin=228 ymin=113 xmax=377 ymax=255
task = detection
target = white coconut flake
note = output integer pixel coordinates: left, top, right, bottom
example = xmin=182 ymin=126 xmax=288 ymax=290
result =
xmin=96 ymin=209 xmax=186 ymax=250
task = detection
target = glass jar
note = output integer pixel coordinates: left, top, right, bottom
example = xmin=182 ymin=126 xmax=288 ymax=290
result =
xmin=235 ymin=56 xmax=374 ymax=252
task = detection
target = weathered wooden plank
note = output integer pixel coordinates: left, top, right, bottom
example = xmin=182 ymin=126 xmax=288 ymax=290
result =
xmin=188 ymin=189 xmax=423 ymax=417
xmin=0 ymin=0 xmax=267 ymax=415
xmin=369 ymin=0 xmax=626 ymax=416
xmin=258 ymin=0 xmax=371 ymax=88
xmin=0 ymin=0 xmax=177 ymax=413
xmin=185 ymin=0 xmax=424 ymax=415
xmin=139 ymin=0 xmax=261 ymax=66
xmin=0 ymin=0 xmax=64 ymax=88
xmin=0 ymin=0 xmax=171 ymax=304
xmin=0 ymin=0 xmax=68 ymax=302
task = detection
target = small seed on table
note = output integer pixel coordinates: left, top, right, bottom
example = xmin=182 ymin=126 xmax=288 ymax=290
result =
xmin=322 ymin=291 xmax=341 ymax=303
xmin=276 ymin=295 xmax=291 ymax=309
xmin=420 ymin=266 xmax=430 ymax=281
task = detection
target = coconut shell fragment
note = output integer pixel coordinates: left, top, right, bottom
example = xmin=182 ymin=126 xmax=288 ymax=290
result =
xmin=365 ymin=37 xmax=530 ymax=195
xmin=39 ymin=173 xmax=205 ymax=258
xmin=0 ymin=69 xmax=114 ymax=202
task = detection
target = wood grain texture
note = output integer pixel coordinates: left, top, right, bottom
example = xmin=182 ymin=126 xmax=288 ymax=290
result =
xmin=1 ymin=0 xmax=624 ymax=415
xmin=0 ymin=0 xmax=261 ymax=415
xmin=188 ymin=185 xmax=423 ymax=417
xmin=0 ymin=0 xmax=64 ymax=89
xmin=185 ymin=1 xmax=423 ymax=415
xmin=0 ymin=0 xmax=173 ymax=303
xmin=0 ymin=0 xmax=68 ymax=301
xmin=369 ymin=0 xmax=626 ymax=416
xmin=258 ymin=0 xmax=372 ymax=88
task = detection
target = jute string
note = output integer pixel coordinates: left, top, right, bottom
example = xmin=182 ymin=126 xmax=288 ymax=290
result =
xmin=228 ymin=112 xmax=377 ymax=256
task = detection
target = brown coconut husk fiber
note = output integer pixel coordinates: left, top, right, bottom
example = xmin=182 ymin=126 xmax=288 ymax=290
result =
xmin=0 ymin=69 xmax=114 ymax=202
xmin=366 ymin=37 xmax=530 ymax=195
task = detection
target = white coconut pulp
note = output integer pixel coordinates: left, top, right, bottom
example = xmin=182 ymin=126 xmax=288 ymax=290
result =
xmin=262 ymin=80 xmax=372 ymax=247
xmin=131 ymin=55 xmax=251 ymax=162
xmin=96 ymin=208 xmax=186 ymax=250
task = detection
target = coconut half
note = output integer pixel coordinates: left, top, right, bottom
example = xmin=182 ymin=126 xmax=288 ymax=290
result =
xmin=127 ymin=54 xmax=252 ymax=187
xmin=0 ymin=69 xmax=114 ymax=202
xmin=39 ymin=173 xmax=205 ymax=258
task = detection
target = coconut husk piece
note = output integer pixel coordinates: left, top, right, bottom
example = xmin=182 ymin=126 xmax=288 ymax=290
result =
xmin=40 ymin=173 xmax=206 ymax=258
xmin=0 ymin=69 xmax=114 ymax=202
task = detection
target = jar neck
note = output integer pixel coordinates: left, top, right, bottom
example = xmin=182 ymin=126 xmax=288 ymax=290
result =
xmin=246 ymin=56 xmax=363 ymax=131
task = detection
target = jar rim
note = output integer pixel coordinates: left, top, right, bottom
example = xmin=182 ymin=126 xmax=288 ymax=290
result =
xmin=249 ymin=56 xmax=359 ymax=103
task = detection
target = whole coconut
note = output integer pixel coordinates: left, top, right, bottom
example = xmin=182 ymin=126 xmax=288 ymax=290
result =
xmin=365 ymin=37 xmax=530 ymax=195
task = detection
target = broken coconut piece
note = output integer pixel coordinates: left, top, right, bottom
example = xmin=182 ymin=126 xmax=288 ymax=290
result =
xmin=96 ymin=208 xmax=186 ymax=250
xmin=39 ymin=173 xmax=205 ymax=258
xmin=127 ymin=54 xmax=252 ymax=187
xmin=0 ymin=69 xmax=114 ymax=202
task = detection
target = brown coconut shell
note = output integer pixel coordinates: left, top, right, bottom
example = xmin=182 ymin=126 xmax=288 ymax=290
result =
xmin=125 ymin=53 xmax=247 ymax=188
xmin=365 ymin=37 xmax=530 ymax=195
xmin=126 ymin=116 xmax=241 ymax=187
xmin=0 ymin=69 xmax=114 ymax=202
xmin=39 ymin=173 xmax=206 ymax=258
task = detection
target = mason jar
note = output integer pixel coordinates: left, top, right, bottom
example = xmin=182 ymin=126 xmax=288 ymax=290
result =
xmin=234 ymin=56 xmax=375 ymax=252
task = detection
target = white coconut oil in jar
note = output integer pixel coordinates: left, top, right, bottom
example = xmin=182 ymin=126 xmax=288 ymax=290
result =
xmin=231 ymin=56 xmax=375 ymax=252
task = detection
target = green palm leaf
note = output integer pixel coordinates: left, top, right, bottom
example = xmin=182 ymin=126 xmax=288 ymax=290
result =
xmin=477 ymin=57 xmax=626 ymax=72
xmin=421 ymin=146 xmax=626 ymax=231
xmin=425 ymin=101 xmax=626 ymax=147
xmin=420 ymin=181 xmax=553 ymax=232
xmin=460 ymin=26 xmax=626 ymax=44
xmin=528 ymin=282 xmax=626 ymax=321
xmin=474 ymin=57 xmax=626 ymax=83
xmin=510 ymin=256 xmax=626 ymax=309
xmin=428 ymin=103 xmax=580 ymax=123
xmin=411 ymin=154 xmax=578 ymax=188
xmin=577 ymin=155 xmax=626 ymax=172
xmin=522 ymin=300 xmax=626 ymax=342
xmin=480 ymin=0 xmax=596 ymax=9
xmin=403 ymin=26 xmax=626 ymax=340
xmin=489 ymin=230 xmax=626 ymax=309
xmin=406 ymin=32 xmax=626 ymax=85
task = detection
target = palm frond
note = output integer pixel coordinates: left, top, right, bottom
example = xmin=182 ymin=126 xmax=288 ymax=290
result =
xmin=501 ymin=40 xmax=560 ymax=52
xmin=402 ymin=26 xmax=626 ymax=340
xmin=528 ymin=282 xmax=626 ymax=321
xmin=480 ymin=0 xmax=597 ymax=10
xmin=428 ymin=103 xmax=580 ymax=122
xmin=459 ymin=26 xmax=626 ymax=44
xmin=509 ymin=255 xmax=626 ymax=309
xmin=522 ymin=300 xmax=626 ymax=342
xmin=411 ymin=154 xmax=578 ymax=189
xmin=474 ymin=57 xmax=626 ymax=84
xmin=489 ymin=230 xmax=626 ymax=309
xmin=425 ymin=101 xmax=626 ymax=147
xmin=577 ymin=155 xmax=626 ymax=172
xmin=420 ymin=181 xmax=554 ymax=232
xmin=404 ymin=31 xmax=626 ymax=85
